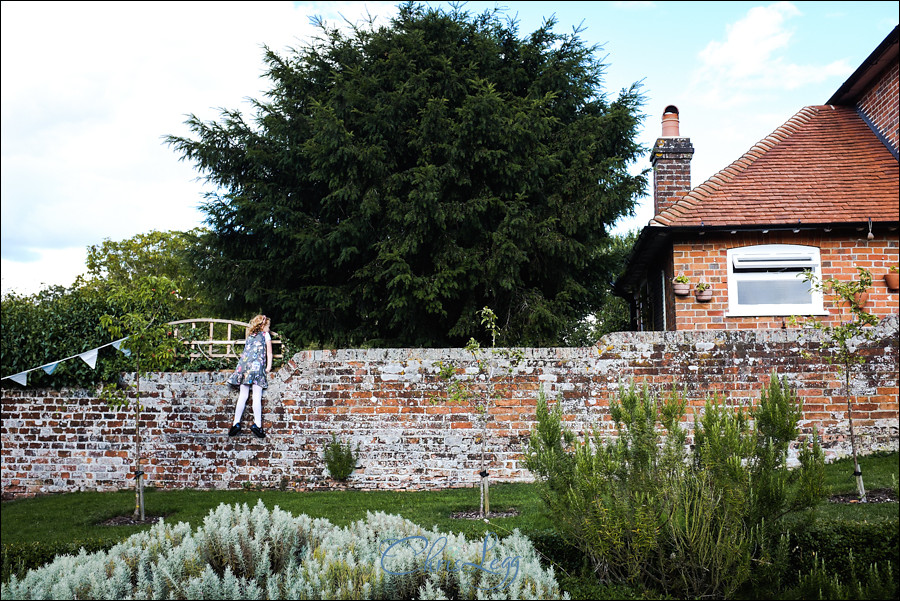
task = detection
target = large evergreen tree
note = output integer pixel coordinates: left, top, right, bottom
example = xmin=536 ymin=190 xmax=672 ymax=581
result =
xmin=167 ymin=2 xmax=646 ymax=347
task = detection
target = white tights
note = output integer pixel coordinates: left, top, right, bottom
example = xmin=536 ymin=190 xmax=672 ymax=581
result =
xmin=233 ymin=384 xmax=263 ymax=427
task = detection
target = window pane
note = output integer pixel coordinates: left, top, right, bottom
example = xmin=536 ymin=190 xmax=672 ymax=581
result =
xmin=737 ymin=279 xmax=812 ymax=305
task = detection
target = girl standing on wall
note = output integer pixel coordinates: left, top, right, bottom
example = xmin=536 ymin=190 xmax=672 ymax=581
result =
xmin=227 ymin=314 xmax=272 ymax=438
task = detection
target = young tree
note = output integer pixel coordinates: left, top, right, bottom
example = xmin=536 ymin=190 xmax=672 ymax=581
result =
xmin=436 ymin=307 xmax=523 ymax=516
xmin=100 ymin=276 xmax=182 ymax=520
xmin=166 ymin=2 xmax=646 ymax=348
xmin=796 ymin=267 xmax=878 ymax=502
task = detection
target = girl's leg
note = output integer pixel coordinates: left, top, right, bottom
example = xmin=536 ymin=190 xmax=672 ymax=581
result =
xmin=233 ymin=384 xmax=250 ymax=425
xmin=251 ymin=384 xmax=263 ymax=427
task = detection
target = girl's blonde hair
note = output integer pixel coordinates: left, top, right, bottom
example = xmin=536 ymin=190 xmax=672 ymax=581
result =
xmin=248 ymin=314 xmax=270 ymax=336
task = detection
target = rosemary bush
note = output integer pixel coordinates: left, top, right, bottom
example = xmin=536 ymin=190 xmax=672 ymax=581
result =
xmin=1 ymin=501 xmax=565 ymax=600
xmin=525 ymin=374 xmax=824 ymax=598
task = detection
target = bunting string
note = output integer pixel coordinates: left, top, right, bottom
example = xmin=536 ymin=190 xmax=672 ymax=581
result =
xmin=1 ymin=338 xmax=130 ymax=387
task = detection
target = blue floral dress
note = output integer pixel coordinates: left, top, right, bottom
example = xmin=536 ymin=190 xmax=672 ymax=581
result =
xmin=227 ymin=332 xmax=270 ymax=389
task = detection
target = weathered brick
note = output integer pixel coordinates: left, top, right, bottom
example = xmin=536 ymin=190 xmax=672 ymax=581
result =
xmin=2 ymin=318 xmax=898 ymax=498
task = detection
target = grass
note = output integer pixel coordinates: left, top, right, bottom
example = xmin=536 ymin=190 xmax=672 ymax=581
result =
xmin=776 ymin=450 xmax=900 ymax=529
xmin=822 ymin=450 xmax=899 ymax=495
xmin=0 ymin=482 xmax=554 ymax=547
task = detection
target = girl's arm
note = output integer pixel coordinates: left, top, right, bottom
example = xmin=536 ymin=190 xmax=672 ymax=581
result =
xmin=266 ymin=333 xmax=273 ymax=372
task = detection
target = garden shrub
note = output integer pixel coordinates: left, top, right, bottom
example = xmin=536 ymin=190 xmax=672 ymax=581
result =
xmin=323 ymin=433 xmax=360 ymax=481
xmin=694 ymin=375 xmax=825 ymax=533
xmin=1 ymin=284 xmax=141 ymax=388
xmin=660 ymin=469 xmax=754 ymax=596
xmin=525 ymin=374 xmax=825 ymax=599
xmin=0 ymin=500 xmax=565 ymax=600
xmin=1 ymin=539 xmax=116 ymax=584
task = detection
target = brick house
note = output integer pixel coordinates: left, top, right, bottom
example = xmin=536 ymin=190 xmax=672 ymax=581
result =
xmin=616 ymin=26 xmax=899 ymax=331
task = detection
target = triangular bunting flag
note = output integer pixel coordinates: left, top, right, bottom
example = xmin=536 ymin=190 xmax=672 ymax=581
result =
xmin=112 ymin=339 xmax=132 ymax=357
xmin=79 ymin=348 xmax=99 ymax=369
xmin=9 ymin=372 xmax=28 ymax=386
xmin=42 ymin=362 xmax=60 ymax=375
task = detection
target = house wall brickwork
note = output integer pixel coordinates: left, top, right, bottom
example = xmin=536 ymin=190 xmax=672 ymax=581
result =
xmin=858 ymin=60 xmax=899 ymax=152
xmin=3 ymin=318 xmax=898 ymax=499
xmin=651 ymin=137 xmax=694 ymax=215
xmin=670 ymin=231 xmax=900 ymax=330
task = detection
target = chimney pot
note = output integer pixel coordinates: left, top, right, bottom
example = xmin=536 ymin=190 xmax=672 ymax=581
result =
xmin=661 ymin=105 xmax=680 ymax=137
xmin=652 ymin=105 xmax=693 ymax=216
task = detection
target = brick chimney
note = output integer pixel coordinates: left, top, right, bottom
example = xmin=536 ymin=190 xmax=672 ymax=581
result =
xmin=651 ymin=105 xmax=694 ymax=216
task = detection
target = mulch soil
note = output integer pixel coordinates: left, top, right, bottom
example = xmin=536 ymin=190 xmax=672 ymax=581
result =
xmin=449 ymin=508 xmax=520 ymax=520
xmin=100 ymin=515 xmax=166 ymax=526
xmin=829 ymin=487 xmax=897 ymax=504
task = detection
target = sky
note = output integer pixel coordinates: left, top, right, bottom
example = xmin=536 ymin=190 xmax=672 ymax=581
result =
xmin=2 ymin=1 xmax=897 ymax=295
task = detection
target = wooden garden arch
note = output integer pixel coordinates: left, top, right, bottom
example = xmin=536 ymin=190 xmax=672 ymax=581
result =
xmin=168 ymin=318 xmax=283 ymax=362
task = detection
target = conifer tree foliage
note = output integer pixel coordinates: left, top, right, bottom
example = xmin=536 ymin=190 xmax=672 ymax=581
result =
xmin=167 ymin=2 xmax=646 ymax=347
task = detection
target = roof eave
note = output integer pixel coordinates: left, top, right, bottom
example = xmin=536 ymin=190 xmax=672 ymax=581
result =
xmin=827 ymin=25 xmax=899 ymax=105
xmin=614 ymin=219 xmax=900 ymax=297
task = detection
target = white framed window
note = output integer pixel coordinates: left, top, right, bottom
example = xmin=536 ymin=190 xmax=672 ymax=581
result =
xmin=726 ymin=244 xmax=825 ymax=316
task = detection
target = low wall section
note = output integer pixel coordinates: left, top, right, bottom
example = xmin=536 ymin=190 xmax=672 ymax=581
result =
xmin=2 ymin=318 xmax=898 ymax=498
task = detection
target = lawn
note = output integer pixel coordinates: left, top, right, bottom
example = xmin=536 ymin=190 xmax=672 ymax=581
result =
xmin=0 ymin=482 xmax=554 ymax=547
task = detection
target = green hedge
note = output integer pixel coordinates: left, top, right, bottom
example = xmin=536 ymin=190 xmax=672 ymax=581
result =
xmin=2 ymin=283 xmax=296 ymax=391
xmin=737 ymin=516 xmax=899 ymax=599
xmin=1 ymin=539 xmax=118 ymax=584
xmin=788 ymin=518 xmax=899 ymax=580
xmin=526 ymin=529 xmax=586 ymax=574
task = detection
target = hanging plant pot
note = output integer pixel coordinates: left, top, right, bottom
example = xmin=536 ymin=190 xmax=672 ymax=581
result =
xmin=885 ymin=272 xmax=900 ymax=291
xmin=853 ymin=292 xmax=869 ymax=308
xmin=695 ymin=288 xmax=713 ymax=302
xmin=674 ymin=282 xmax=691 ymax=296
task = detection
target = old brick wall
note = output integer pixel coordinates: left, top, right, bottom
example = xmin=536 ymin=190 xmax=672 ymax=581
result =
xmin=671 ymin=232 xmax=899 ymax=330
xmin=2 ymin=317 xmax=898 ymax=498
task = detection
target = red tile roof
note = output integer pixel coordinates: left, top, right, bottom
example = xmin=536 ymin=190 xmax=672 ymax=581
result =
xmin=651 ymin=105 xmax=899 ymax=227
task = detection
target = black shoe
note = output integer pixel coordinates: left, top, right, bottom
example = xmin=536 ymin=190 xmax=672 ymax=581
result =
xmin=228 ymin=423 xmax=241 ymax=437
xmin=250 ymin=424 xmax=266 ymax=439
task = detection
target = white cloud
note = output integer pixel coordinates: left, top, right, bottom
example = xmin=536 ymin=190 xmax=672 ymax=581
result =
xmin=699 ymin=2 xmax=800 ymax=74
xmin=1 ymin=1 xmax=397 ymax=293
xmin=689 ymin=2 xmax=852 ymax=107
xmin=1 ymin=248 xmax=89 ymax=295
